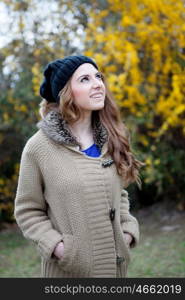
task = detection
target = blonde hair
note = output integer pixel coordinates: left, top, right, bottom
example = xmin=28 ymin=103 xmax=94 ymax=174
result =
xmin=39 ymin=76 xmax=145 ymax=188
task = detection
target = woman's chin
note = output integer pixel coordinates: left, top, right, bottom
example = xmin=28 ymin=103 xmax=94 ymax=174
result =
xmin=92 ymin=102 xmax=105 ymax=110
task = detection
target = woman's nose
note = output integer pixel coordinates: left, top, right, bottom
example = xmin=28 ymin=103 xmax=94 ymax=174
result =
xmin=92 ymin=78 xmax=102 ymax=88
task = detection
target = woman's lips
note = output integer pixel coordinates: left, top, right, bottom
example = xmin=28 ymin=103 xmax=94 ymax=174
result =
xmin=90 ymin=93 xmax=104 ymax=98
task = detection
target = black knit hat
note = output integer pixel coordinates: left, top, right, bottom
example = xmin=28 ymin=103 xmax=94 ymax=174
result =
xmin=40 ymin=55 xmax=98 ymax=103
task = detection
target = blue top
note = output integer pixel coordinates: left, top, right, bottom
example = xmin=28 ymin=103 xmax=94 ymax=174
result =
xmin=81 ymin=143 xmax=101 ymax=157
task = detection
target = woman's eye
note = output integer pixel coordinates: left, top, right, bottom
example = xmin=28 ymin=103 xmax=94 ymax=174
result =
xmin=81 ymin=76 xmax=89 ymax=82
xmin=80 ymin=74 xmax=103 ymax=82
xmin=96 ymin=73 xmax=103 ymax=80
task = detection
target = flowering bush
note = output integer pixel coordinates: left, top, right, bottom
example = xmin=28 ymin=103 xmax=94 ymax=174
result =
xmin=84 ymin=0 xmax=185 ymax=206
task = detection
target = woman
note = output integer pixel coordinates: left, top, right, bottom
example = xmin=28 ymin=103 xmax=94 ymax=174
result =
xmin=14 ymin=55 xmax=144 ymax=278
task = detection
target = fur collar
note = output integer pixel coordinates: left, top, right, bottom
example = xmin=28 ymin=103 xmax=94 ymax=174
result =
xmin=37 ymin=110 xmax=108 ymax=151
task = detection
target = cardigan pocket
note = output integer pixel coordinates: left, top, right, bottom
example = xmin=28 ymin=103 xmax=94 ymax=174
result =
xmin=120 ymin=230 xmax=131 ymax=262
xmin=116 ymin=255 xmax=127 ymax=277
xmin=115 ymin=224 xmax=131 ymax=277
xmin=57 ymin=234 xmax=90 ymax=277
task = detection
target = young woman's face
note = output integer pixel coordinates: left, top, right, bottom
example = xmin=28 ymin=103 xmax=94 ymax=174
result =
xmin=70 ymin=63 xmax=106 ymax=112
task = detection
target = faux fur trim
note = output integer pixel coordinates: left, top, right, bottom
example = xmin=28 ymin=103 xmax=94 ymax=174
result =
xmin=36 ymin=110 xmax=108 ymax=151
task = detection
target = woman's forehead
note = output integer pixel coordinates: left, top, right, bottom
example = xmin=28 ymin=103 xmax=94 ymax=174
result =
xmin=72 ymin=63 xmax=98 ymax=79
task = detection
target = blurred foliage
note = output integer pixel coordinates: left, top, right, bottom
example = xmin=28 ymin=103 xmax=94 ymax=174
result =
xmin=0 ymin=0 xmax=185 ymax=223
xmin=0 ymin=0 xmax=91 ymax=222
xmin=84 ymin=0 xmax=185 ymax=208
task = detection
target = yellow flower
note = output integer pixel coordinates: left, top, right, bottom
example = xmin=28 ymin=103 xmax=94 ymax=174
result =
xmin=0 ymin=179 xmax=5 ymax=185
xmin=154 ymin=159 xmax=160 ymax=165
xmin=145 ymin=158 xmax=152 ymax=165
xmin=84 ymin=0 xmax=185 ymax=138
xmin=151 ymin=145 xmax=156 ymax=151
xmin=3 ymin=113 xmax=9 ymax=121
xmin=140 ymin=135 xmax=149 ymax=146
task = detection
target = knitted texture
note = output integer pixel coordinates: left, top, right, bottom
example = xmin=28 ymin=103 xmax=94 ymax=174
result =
xmin=14 ymin=111 xmax=139 ymax=278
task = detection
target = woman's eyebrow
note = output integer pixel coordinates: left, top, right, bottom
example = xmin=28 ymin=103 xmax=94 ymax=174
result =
xmin=77 ymin=72 xmax=102 ymax=80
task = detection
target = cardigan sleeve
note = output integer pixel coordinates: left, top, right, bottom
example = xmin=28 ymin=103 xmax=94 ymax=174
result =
xmin=14 ymin=144 xmax=63 ymax=260
xmin=120 ymin=188 xmax=140 ymax=248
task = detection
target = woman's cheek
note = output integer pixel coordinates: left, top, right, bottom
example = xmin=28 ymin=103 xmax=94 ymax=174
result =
xmin=73 ymin=87 xmax=85 ymax=99
xmin=74 ymin=89 xmax=90 ymax=103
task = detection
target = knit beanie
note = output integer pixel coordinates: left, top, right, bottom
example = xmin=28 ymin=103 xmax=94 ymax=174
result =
xmin=40 ymin=55 xmax=98 ymax=103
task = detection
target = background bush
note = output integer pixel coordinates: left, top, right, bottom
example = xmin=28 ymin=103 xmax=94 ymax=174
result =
xmin=0 ymin=0 xmax=185 ymax=224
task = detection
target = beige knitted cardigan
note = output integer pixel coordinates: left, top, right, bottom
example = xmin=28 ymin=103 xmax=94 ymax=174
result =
xmin=14 ymin=110 xmax=140 ymax=278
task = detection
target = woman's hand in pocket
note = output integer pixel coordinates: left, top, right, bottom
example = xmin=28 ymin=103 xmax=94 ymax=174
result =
xmin=53 ymin=241 xmax=64 ymax=259
xmin=123 ymin=232 xmax=133 ymax=247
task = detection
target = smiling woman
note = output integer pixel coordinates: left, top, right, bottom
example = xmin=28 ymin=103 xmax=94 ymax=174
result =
xmin=70 ymin=64 xmax=106 ymax=116
xmin=14 ymin=55 xmax=144 ymax=278
xmin=67 ymin=63 xmax=106 ymax=150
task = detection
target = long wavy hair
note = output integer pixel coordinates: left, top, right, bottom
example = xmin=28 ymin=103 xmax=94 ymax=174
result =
xmin=39 ymin=75 xmax=145 ymax=189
